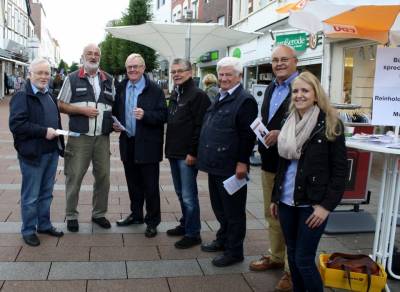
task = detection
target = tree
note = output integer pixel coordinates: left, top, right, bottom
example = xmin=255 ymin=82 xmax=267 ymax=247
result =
xmin=57 ymin=59 xmax=69 ymax=74
xmin=69 ymin=62 xmax=79 ymax=73
xmin=100 ymin=0 xmax=157 ymax=75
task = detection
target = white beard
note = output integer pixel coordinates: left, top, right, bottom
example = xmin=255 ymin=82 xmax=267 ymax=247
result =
xmin=84 ymin=61 xmax=99 ymax=72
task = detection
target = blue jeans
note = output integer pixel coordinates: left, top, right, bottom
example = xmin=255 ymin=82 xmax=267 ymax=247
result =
xmin=19 ymin=151 xmax=59 ymax=236
xmin=278 ymin=203 xmax=327 ymax=292
xmin=169 ymin=158 xmax=200 ymax=237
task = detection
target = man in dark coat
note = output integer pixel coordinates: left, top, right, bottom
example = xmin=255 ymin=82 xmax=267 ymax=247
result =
xmin=197 ymin=56 xmax=258 ymax=267
xmin=113 ymin=53 xmax=167 ymax=238
xmin=249 ymin=44 xmax=299 ymax=292
xmin=9 ymin=58 xmax=65 ymax=246
xmin=165 ymin=58 xmax=210 ymax=249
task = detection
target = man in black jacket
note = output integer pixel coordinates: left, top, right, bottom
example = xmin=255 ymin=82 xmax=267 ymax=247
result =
xmin=165 ymin=58 xmax=210 ymax=249
xmin=113 ymin=53 xmax=167 ymax=238
xmin=249 ymin=45 xmax=298 ymax=292
xmin=9 ymin=58 xmax=65 ymax=246
xmin=197 ymin=57 xmax=258 ymax=267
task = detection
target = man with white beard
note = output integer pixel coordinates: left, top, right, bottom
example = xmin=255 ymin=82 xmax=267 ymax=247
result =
xmin=58 ymin=43 xmax=115 ymax=232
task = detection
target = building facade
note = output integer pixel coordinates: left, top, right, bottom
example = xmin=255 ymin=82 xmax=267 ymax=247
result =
xmin=0 ymin=0 xmax=31 ymax=98
xmin=30 ymin=0 xmax=58 ymax=68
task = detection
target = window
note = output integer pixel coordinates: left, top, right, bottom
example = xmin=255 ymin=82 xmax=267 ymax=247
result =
xmin=342 ymin=45 xmax=377 ymax=113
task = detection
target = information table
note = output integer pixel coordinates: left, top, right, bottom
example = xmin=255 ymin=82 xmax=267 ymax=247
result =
xmin=346 ymin=139 xmax=400 ymax=287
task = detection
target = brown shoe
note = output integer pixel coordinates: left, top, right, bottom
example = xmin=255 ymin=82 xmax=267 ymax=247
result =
xmin=249 ymin=255 xmax=284 ymax=271
xmin=275 ymin=272 xmax=293 ymax=292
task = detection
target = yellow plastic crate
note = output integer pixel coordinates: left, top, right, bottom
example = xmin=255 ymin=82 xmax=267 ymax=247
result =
xmin=319 ymin=254 xmax=387 ymax=292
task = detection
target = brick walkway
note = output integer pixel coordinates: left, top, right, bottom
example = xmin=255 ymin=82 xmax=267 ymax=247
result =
xmin=0 ymin=95 xmax=398 ymax=291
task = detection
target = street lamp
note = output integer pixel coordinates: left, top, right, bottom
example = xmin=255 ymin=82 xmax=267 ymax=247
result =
xmin=177 ymin=10 xmax=194 ymax=61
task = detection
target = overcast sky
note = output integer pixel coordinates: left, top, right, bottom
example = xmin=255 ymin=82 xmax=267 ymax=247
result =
xmin=40 ymin=0 xmax=130 ymax=65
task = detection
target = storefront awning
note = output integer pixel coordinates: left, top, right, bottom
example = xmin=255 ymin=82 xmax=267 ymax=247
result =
xmin=0 ymin=56 xmax=29 ymax=66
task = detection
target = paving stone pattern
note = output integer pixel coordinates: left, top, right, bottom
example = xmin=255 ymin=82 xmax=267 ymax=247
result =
xmin=0 ymin=95 xmax=399 ymax=291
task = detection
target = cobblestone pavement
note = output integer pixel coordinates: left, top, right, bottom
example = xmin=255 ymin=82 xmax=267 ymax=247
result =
xmin=0 ymin=95 xmax=398 ymax=291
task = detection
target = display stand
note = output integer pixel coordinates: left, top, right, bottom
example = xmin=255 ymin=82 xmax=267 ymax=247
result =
xmin=325 ymin=104 xmax=375 ymax=234
xmin=345 ymin=140 xmax=400 ymax=286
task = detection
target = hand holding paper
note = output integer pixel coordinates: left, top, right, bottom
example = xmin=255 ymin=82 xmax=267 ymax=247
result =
xmin=250 ymin=117 xmax=269 ymax=148
xmin=112 ymin=116 xmax=126 ymax=131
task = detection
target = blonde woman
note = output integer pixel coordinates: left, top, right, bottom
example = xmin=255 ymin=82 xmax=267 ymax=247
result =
xmin=202 ymin=73 xmax=219 ymax=102
xmin=270 ymin=71 xmax=347 ymax=292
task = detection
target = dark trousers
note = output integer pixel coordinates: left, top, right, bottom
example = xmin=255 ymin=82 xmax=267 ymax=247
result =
xmin=278 ymin=203 xmax=327 ymax=292
xmin=122 ymin=137 xmax=161 ymax=227
xmin=208 ymin=173 xmax=247 ymax=258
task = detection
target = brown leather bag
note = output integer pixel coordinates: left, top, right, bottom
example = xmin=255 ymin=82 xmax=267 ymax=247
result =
xmin=326 ymin=253 xmax=380 ymax=291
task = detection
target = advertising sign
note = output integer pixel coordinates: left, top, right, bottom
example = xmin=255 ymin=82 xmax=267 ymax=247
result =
xmin=371 ymin=47 xmax=400 ymax=126
xmin=276 ymin=33 xmax=307 ymax=51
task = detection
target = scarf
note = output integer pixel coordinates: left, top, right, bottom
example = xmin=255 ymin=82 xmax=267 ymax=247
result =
xmin=278 ymin=105 xmax=320 ymax=160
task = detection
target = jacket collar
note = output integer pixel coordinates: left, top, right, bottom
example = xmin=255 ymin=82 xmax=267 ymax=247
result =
xmin=175 ymin=77 xmax=194 ymax=95
xmin=122 ymin=73 xmax=150 ymax=92
xmin=78 ymin=67 xmax=108 ymax=81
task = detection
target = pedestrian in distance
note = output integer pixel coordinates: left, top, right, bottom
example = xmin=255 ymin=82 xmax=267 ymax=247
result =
xmin=165 ymin=58 xmax=211 ymax=249
xmin=58 ymin=43 xmax=115 ymax=232
xmin=270 ymin=71 xmax=347 ymax=292
xmin=197 ymin=56 xmax=258 ymax=267
xmin=113 ymin=53 xmax=167 ymax=238
xmin=9 ymin=57 xmax=65 ymax=246
xmin=4 ymin=73 xmax=10 ymax=95
xmin=202 ymin=73 xmax=219 ymax=103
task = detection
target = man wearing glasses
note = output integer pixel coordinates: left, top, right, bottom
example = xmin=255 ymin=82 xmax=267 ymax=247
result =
xmin=10 ymin=58 xmax=65 ymax=246
xmin=165 ymin=58 xmax=210 ymax=248
xmin=58 ymin=43 xmax=115 ymax=232
xmin=113 ymin=53 xmax=167 ymax=238
xmin=249 ymin=45 xmax=298 ymax=292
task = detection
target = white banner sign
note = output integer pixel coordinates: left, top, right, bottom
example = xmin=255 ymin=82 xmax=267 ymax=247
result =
xmin=372 ymin=47 xmax=400 ymax=126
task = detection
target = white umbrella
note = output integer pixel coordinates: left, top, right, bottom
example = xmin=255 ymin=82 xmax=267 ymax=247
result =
xmin=277 ymin=0 xmax=400 ymax=45
xmin=105 ymin=21 xmax=262 ymax=61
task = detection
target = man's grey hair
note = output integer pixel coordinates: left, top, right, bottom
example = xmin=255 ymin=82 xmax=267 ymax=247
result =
xmin=125 ymin=53 xmax=146 ymax=66
xmin=171 ymin=58 xmax=192 ymax=71
xmin=217 ymin=57 xmax=243 ymax=76
xmin=82 ymin=43 xmax=101 ymax=55
xmin=272 ymin=44 xmax=298 ymax=58
xmin=28 ymin=58 xmax=50 ymax=73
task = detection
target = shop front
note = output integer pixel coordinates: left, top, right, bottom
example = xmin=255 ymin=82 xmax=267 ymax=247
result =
xmin=196 ymin=49 xmax=225 ymax=89
xmin=330 ymin=39 xmax=378 ymax=119
xmin=230 ymin=29 xmax=324 ymax=90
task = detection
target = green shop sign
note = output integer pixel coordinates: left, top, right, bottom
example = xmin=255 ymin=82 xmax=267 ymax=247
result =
xmin=276 ymin=33 xmax=307 ymax=51
xmin=199 ymin=50 xmax=219 ymax=63
xmin=232 ymin=48 xmax=241 ymax=58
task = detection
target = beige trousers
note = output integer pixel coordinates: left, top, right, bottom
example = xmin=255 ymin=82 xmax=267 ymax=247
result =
xmin=262 ymin=170 xmax=289 ymax=272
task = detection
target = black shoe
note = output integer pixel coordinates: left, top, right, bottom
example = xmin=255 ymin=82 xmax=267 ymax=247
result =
xmin=201 ymin=240 xmax=225 ymax=252
xmin=116 ymin=214 xmax=144 ymax=226
xmin=145 ymin=226 xmax=157 ymax=238
xmin=212 ymin=254 xmax=244 ymax=267
xmin=175 ymin=236 xmax=202 ymax=249
xmin=92 ymin=217 xmax=111 ymax=229
xmin=23 ymin=233 xmax=40 ymax=247
xmin=37 ymin=227 xmax=64 ymax=237
xmin=67 ymin=219 xmax=79 ymax=232
xmin=167 ymin=225 xmax=185 ymax=236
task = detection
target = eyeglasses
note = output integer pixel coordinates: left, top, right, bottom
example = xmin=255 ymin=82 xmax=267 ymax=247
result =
xmin=170 ymin=69 xmax=190 ymax=75
xmin=126 ymin=64 xmax=144 ymax=70
xmin=31 ymin=71 xmax=50 ymax=76
xmin=85 ymin=52 xmax=100 ymax=57
xmin=271 ymin=57 xmax=296 ymax=64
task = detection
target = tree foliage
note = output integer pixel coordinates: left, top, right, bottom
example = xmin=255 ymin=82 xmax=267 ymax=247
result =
xmin=69 ymin=62 xmax=79 ymax=73
xmin=100 ymin=0 xmax=157 ymax=75
xmin=57 ymin=59 xmax=69 ymax=73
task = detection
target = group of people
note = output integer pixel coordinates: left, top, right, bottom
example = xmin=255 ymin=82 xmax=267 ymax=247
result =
xmin=8 ymin=43 xmax=347 ymax=292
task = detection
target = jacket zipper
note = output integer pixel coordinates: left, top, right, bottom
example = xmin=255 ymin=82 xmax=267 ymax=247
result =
xmin=301 ymin=124 xmax=324 ymax=153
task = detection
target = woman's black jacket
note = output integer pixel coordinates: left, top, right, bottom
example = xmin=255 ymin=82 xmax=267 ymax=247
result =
xmin=271 ymin=111 xmax=347 ymax=211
